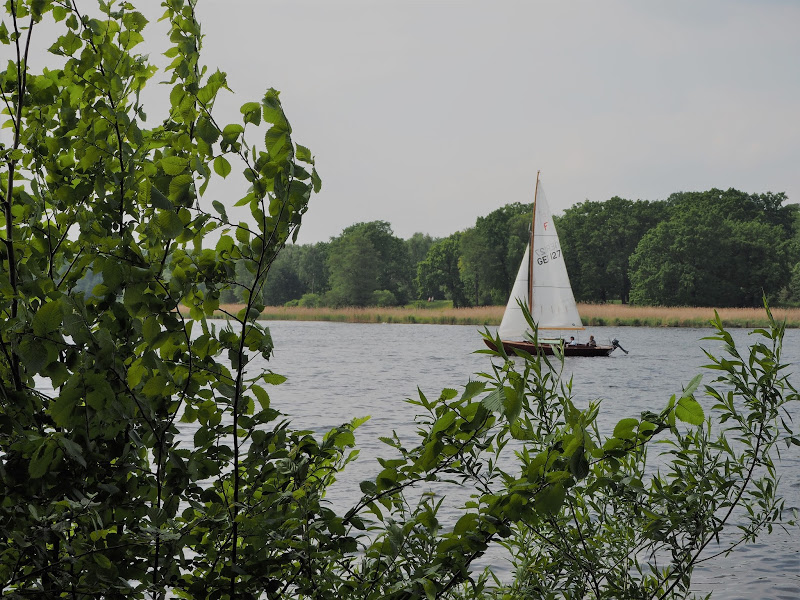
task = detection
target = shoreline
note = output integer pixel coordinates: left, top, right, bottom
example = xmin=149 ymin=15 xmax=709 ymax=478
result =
xmin=195 ymin=304 xmax=800 ymax=328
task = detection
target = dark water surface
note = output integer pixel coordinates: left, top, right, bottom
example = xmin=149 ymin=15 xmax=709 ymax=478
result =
xmin=250 ymin=321 xmax=799 ymax=600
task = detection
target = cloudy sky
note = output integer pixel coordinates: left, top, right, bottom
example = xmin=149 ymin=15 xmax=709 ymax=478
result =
xmin=12 ymin=1 xmax=800 ymax=244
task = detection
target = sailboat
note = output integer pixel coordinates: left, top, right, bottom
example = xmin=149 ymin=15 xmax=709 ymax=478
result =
xmin=485 ymin=172 xmax=622 ymax=357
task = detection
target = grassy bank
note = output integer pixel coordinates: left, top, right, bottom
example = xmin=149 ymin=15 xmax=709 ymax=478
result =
xmin=196 ymin=303 xmax=800 ymax=328
xmin=577 ymin=304 xmax=800 ymax=328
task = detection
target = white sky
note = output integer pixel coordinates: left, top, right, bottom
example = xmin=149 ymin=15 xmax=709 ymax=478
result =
xmin=8 ymin=1 xmax=800 ymax=244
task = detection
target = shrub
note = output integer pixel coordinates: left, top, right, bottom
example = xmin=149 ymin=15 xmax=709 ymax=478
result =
xmin=298 ymin=292 xmax=321 ymax=308
xmin=372 ymin=289 xmax=398 ymax=307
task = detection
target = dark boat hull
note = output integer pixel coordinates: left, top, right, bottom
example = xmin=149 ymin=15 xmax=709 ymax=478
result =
xmin=484 ymin=339 xmax=616 ymax=357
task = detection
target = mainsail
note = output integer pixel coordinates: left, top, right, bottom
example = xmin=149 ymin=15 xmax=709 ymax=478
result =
xmin=497 ymin=182 xmax=583 ymax=341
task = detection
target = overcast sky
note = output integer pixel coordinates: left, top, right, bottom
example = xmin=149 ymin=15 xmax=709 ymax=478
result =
xmin=10 ymin=1 xmax=800 ymax=244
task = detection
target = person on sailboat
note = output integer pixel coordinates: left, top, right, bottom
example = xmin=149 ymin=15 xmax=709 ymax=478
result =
xmin=588 ymin=335 xmax=597 ymax=347
xmin=568 ymin=336 xmax=577 ymax=346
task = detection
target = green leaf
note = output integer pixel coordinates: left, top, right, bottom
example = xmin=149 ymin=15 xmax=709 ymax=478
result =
xmin=510 ymin=422 xmax=535 ymax=440
xmin=151 ymin=186 xmax=171 ymax=210
xmin=535 ymin=482 xmax=566 ymax=516
xmin=50 ymin=390 xmax=80 ymax=428
xmin=502 ymin=385 xmax=522 ymax=424
xmin=265 ymin=129 xmax=288 ymax=161
xmin=16 ymin=338 xmax=48 ymax=374
xmin=481 ymin=388 xmax=503 ymax=412
xmin=196 ymin=117 xmax=220 ymax=145
xmin=569 ymin=447 xmax=590 ymax=480
xmin=32 ymin=299 xmax=62 ymax=336
xmin=461 ymin=403 xmax=489 ymax=432
xmin=296 ymin=143 xmax=313 ymax=163
xmin=44 ymin=361 xmax=69 ymax=388
xmin=613 ymin=418 xmax=639 ymax=440
xmin=351 ymin=415 xmax=370 ymax=429
xmin=311 ymin=167 xmax=322 ymax=193
xmin=504 ymin=493 xmax=527 ymax=521
xmin=139 ymin=178 xmax=152 ymax=205
xmin=29 ymin=441 xmax=56 ymax=479
xmin=359 ymin=480 xmax=377 ymax=495
xmin=240 ymin=101 xmax=261 ymax=126
xmin=161 ymin=155 xmax=187 ymax=175
xmin=235 ymin=225 xmax=250 ymax=244
xmin=460 ymin=380 xmax=486 ymax=403
xmin=262 ymin=88 xmax=288 ymax=128
xmin=682 ymin=374 xmax=703 ymax=398
xmin=157 ymin=210 xmax=184 ymax=238
xmin=262 ymin=372 xmax=287 ymax=385
xmin=422 ymin=578 xmax=437 ymax=600
xmin=453 ymin=513 xmax=478 ymax=536
xmin=431 ymin=411 xmax=456 ymax=436
xmin=168 ymin=173 xmax=193 ymax=202
xmin=93 ymin=553 xmax=113 ymax=569
xmin=222 ymin=123 xmax=244 ymax=144
xmin=440 ymin=388 xmax=458 ymax=401
xmin=142 ymin=375 xmax=168 ymax=397
xmin=213 ymin=155 xmax=231 ymax=178
xmin=60 ymin=437 xmax=87 ymax=467
xmin=676 ymin=396 xmax=705 ymax=425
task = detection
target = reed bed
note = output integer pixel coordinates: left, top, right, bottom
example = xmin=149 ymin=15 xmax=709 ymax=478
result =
xmin=192 ymin=303 xmax=800 ymax=328
xmin=235 ymin=305 xmax=503 ymax=326
xmin=578 ymin=304 xmax=800 ymax=328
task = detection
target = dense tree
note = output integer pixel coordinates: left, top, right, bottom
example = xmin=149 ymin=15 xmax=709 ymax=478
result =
xmin=787 ymin=208 xmax=800 ymax=303
xmin=329 ymin=220 xmax=412 ymax=305
xmin=406 ymin=231 xmax=437 ymax=266
xmin=458 ymin=227 xmax=488 ymax=305
xmin=222 ymin=190 xmax=796 ymax=309
xmin=556 ymin=197 xmax=667 ymax=303
xmin=667 ymin=189 xmax=794 ymax=233
xmin=459 ymin=203 xmax=531 ymax=305
xmin=788 ymin=262 xmax=800 ymax=303
xmin=262 ymin=259 xmax=306 ymax=305
xmin=416 ymin=233 xmax=469 ymax=307
xmin=297 ymin=241 xmax=329 ymax=294
xmin=629 ymin=189 xmax=789 ymax=306
xmin=326 ymin=228 xmax=380 ymax=306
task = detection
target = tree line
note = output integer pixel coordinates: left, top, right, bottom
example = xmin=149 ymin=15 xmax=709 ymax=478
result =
xmin=221 ymin=188 xmax=800 ymax=308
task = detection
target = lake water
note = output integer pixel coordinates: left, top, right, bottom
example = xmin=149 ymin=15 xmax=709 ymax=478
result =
xmin=244 ymin=320 xmax=799 ymax=600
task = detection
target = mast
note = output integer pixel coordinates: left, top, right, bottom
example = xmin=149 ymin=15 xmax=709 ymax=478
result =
xmin=527 ymin=171 xmax=540 ymax=312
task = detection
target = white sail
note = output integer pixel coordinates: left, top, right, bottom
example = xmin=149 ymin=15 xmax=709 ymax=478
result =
xmin=497 ymin=246 xmax=531 ymax=340
xmin=530 ymin=184 xmax=583 ymax=330
xmin=498 ymin=180 xmax=583 ymax=341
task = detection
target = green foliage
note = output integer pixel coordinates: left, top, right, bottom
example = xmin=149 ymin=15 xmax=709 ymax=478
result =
xmin=331 ymin=220 xmax=413 ymax=305
xmin=416 ymin=233 xmax=470 ymax=307
xmin=787 ymin=261 xmax=800 ymax=304
xmin=262 ymin=256 xmax=306 ymax=305
xmin=298 ymin=292 xmax=321 ymax=307
xmin=1 ymin=1 xmax=320 ymax=596
xmin=406 ymin=231 xmax=438 ymax=266
xmin=371 ymin=288 xmax=398 ymax=307
xmin=220 ymin=189 xmax=796 ymax=309
xmin=459 ymin=203 xmax=532 ymax=305
xmin=296 ymin=241 xmax=330 ymax=294
xmin=326 ymin=227 xmax=381 ymax=306
xmin=629 ymin=189 xmax=792 ymax=307
xmin=481 ymin=302 xmax=798 ymax=599
xmin=556 ymin=197 xmax=667 ymax=303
